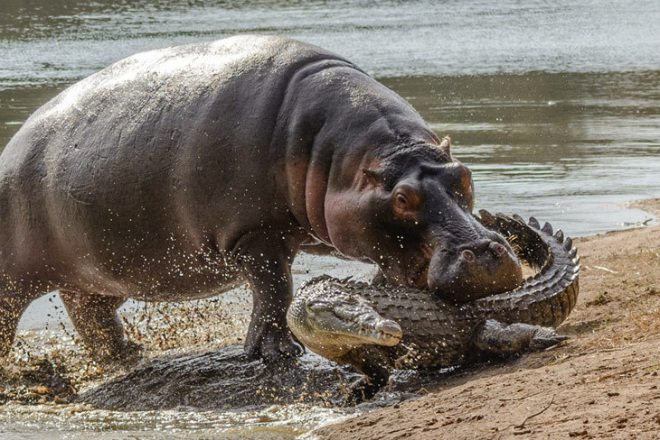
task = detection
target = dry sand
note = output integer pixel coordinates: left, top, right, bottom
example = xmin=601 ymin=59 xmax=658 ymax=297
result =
xmin=313 ymin=198 xmax=660 ymax=439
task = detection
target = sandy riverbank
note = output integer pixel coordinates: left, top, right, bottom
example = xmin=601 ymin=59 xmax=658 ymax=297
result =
xmin=313 ymin=198 xmax=660 ymax=439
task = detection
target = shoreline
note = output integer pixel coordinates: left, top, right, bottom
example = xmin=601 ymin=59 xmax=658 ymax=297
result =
xmin=312 ymin=198 xmax=660 ymax=439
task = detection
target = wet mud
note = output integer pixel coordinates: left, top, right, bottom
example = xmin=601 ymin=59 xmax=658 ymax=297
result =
xmin=0 ymin=357 xmax=75 ymax=405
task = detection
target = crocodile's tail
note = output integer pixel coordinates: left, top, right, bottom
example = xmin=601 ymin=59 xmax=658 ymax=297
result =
xmin=468 ymin=211 xmax=581 ymax=328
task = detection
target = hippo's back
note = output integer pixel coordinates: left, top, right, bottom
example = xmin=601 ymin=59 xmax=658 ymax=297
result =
xmin=1 ymin=35 xmax=343 ymax=183
xmin=0 ymin=35 xmax=350 ymax=293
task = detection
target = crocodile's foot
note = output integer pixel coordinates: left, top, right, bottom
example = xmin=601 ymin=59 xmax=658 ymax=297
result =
xmin=344 ymin=377 xmax=382 ymax=406
xmin=529 ymin=326 xmax=568 ymax=351
xmin=475 ymin=320 xmax=568 ymax=355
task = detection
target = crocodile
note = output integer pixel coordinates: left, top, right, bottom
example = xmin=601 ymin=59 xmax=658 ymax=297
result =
xmin=288 ymin=212 xmax=580 ymax=403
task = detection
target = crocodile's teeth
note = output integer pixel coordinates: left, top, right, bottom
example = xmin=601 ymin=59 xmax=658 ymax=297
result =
xmin=375 ymin=320 xmax=403 ymax=343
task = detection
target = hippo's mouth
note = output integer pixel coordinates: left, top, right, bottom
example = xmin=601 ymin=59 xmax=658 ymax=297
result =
xmin=405 ymin=243 xmax=434 ymax=288
xmin=426 ymin=230 xmax=524 ymax=302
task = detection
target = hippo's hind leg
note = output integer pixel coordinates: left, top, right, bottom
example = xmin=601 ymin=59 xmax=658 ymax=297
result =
xmin=59 ymin=290 xmax=141 ymax=363
xmin=0 ymin=281 xmax=44 ymax=357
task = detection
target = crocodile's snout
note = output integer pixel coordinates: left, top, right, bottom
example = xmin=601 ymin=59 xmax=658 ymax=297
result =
xmin=287 ymin=284 xmax=403 ymax=361
xmin=372 ymin=319 xmax=403 ymax=346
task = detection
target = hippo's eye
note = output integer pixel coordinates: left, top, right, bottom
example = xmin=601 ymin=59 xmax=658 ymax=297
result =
xmin=392 ymin=186 xmax=421 ymax=221
xmin=395 ymin=193 xmax=409 ymax=208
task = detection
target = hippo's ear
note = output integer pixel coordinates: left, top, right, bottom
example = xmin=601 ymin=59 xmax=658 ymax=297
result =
xmin=361 ymin=168 xmax=385 ymax=189
xmin=435 ymin=136 xmax=452 ymax=157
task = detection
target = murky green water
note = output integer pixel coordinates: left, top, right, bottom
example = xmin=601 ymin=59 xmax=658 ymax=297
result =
xmin=1 ymin=0 xmax=659 ymax=438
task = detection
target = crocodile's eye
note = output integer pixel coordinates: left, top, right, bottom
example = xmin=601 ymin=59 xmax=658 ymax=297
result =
xmin=307 ymin=301 xmax=328 ymax=312
xmin=344 ymin=295 xmax=358 ymax=304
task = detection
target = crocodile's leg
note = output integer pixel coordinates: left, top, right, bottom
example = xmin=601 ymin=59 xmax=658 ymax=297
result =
xmin=342 ymin=346 xmax=392 ymax=405
xmin=474 ymin=319 xmax=567 ymax=355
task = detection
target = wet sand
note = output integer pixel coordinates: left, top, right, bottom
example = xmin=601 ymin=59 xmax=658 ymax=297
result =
xmin=312 ymin=198 xmax=660 ymax=439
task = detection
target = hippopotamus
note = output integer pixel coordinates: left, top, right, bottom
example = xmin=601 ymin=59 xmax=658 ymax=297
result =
xmin=0 ymin=35 xmax=522 ymax=363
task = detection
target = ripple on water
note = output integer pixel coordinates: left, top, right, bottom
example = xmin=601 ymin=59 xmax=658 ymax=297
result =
xmin=0 ymin=402 xmax=355 ymax=440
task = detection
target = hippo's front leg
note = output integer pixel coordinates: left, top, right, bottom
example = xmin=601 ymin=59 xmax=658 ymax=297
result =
xmin=233 ymin=229 xmax=304 ymax=362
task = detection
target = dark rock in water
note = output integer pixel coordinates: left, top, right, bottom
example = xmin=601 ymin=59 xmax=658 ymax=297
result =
xmin=79 ymin=345 xmax=364 ymax=411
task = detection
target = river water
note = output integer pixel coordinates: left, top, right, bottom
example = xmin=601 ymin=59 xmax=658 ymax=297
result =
xmin=1 ymin=0 xmax=659 ymax=438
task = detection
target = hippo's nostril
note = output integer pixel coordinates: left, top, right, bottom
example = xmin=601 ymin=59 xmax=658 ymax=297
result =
xmin=461 ymin=250 xmax=475 ymax=262
xmin=490 ymin=242 xmax=507 ymax=256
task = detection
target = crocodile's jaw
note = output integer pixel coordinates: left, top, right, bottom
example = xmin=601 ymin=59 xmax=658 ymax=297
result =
xmin=287 ymin=295 xmax=402 ymax=361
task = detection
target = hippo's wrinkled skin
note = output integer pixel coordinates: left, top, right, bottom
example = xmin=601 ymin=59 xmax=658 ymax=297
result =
xmin=0 ymin=35 xmax=521 ymax=362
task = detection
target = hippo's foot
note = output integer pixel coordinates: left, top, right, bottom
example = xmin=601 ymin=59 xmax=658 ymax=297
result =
xmin=90 ymin=339 xmax=144 ymax=366
xmin=244 ymin=326 xmax=303 ymax=363
xmin=59 ymin=290 xmax=142 ymax=366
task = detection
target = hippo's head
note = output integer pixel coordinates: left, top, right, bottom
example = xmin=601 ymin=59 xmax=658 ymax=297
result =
xmin=324 ymin=138 xmax=522 ymax=303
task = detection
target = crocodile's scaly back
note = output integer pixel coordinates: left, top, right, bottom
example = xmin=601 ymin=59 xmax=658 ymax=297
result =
xmin=318 ymin=280 xmax=478 ymax=368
